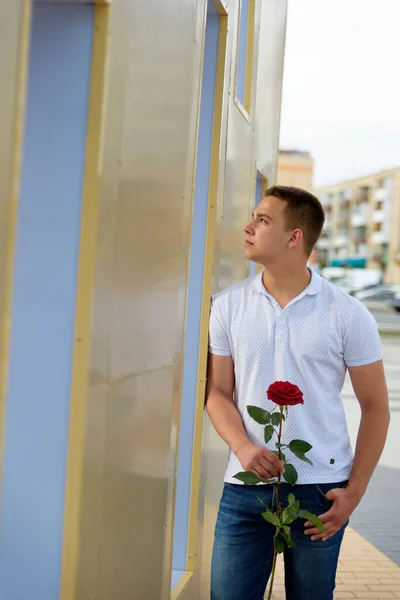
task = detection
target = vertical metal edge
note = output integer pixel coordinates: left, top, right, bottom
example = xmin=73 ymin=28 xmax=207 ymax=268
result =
xmin=232 ymin=0 xmax=254 ymax=124
xmin=165 ymin=0 xmax=209 ymax=595
xmin=59 ymin=6 xmax=110 ymax=600
xmin=256 ymin=170 xmax=269 ymax=274
xmin=250 ymin=0 xmax=266 ymax=278
xmin=247 ymin=0 xmax=262 ymax=279
xmin=243 ymin=0 xmax=255 ymax=115
xmin=272 ymin=0 xmax=288 ymax=184
xmin=0 ymin=0 xmax=31 ymax=497
xmin=185 ymin=10 xmax=229 ymax=576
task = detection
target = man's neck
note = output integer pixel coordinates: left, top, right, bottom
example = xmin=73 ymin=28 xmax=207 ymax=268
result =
xmin=261 ymin=264 xmax=311 ymax=308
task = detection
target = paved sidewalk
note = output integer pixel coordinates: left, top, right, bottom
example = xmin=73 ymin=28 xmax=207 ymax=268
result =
xmin=342 ymin=336 xmax=400 ymax=566
xmin=268 ymin=527 xmax=400 ymax=599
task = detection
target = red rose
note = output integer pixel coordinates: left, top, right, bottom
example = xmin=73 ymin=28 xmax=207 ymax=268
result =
xmin=267 ymin=381 xmax=304 ymax=407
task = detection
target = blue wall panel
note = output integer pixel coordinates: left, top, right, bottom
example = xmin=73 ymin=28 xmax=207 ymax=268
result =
xmin=0 ymin=4 xmax=94 ymax=599
xmin=172 ymin=12 xmax=220 ymax=574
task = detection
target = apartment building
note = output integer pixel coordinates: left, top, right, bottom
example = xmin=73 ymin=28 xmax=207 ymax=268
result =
xmin=276 ymin=149 xmax=314 ymax=191
xmin=316 ymin=168 xmax=400 ymax=283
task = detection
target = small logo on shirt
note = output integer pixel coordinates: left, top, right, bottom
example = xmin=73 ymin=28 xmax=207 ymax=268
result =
xmin=330 ymin=458 xmax=335 ymax=464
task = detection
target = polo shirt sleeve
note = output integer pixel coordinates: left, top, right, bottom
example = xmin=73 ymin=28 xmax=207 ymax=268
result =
xmin=208 ymin=296 xmax=232 ymax=356
xmin=343 ymin=302 xmax=382 ymax=367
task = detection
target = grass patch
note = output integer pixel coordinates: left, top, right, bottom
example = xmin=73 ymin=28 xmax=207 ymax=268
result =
xmin=379 ymin=330 xmax=400 ymax=337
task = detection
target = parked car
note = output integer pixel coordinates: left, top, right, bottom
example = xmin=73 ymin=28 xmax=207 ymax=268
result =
xmin=391 ymin=289 xmax=400 ymax=313
xmin=322 ymin=267 xmax=382 ymax=296
xmin=353 ymin=284 xmax=400 ymax=311
xmin=348 ymin=283 xmax=383 ymax=296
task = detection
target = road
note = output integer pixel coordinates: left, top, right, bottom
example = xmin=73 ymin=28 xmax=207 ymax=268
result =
xmin=368 ymin=306 xmax=400 ymax=330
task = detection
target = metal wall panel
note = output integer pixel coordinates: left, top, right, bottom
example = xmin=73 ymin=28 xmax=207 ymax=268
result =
xmin=200 ymin=1 xmax=288 ymax=597
xmin=66 ymin=0 xmax=286 ymax=598
xmin=172 ymin=8 xmax=220 ymax=576
xmin=75 ymin=1 xmax=206 ymax=598
xmin=199 ymin=2 xmax=256 ymax=594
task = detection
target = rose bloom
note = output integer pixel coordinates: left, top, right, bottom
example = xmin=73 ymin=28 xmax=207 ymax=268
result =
xmin=267 ymin=381 xmax=304 ymax=407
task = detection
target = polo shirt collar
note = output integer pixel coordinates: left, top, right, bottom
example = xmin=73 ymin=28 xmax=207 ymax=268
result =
xmin=250 ymin=267 xmax=323 ymax=297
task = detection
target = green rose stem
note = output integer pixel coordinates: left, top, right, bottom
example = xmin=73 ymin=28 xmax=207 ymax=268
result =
xmin=267 ymin=405 xmax=284 ymax=600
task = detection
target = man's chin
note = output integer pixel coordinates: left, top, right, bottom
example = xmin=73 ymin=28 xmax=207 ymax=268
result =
xmin=245 ymin=251 xmax=264 ymax=267
xmin=244 ymin=247 xmax=258 ymax=261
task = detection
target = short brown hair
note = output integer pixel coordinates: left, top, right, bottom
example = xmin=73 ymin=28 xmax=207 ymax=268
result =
xmin=265 ymin=185 xmax=325 ymax=256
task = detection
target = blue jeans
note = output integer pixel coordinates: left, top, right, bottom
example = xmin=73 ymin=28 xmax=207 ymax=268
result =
xmin=211 ymin=481 xmax=349 ymax=600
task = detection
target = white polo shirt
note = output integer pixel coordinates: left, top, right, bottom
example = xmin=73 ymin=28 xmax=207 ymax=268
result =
xmin=208 ymin=268 xmax=382 ymax=485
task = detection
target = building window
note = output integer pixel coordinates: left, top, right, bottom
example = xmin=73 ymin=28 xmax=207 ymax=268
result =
xmin=235 ymin=0 xmax=255 ymax=116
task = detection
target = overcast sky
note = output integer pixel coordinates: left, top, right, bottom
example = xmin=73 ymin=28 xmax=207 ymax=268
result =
xmin=279 ymin=0 xmax=400 ymax=188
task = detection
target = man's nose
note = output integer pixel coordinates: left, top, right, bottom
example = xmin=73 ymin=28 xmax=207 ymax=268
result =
xmin=244 ymin=221 xmax=255 ymax=235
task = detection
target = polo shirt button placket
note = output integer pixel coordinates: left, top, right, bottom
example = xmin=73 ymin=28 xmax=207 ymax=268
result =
xmin=275 ymin=313 xmax=286 ymax=379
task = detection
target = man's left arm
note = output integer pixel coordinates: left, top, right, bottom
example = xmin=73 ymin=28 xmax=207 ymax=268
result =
xmin=305 ymin=359 xmax=390 ymax=541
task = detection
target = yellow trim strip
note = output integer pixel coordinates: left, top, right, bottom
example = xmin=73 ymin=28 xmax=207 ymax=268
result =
xmin=0 ymin=0 xmax=31 ymax=486
xmin=170 ymin=571 xmax=193 ymax=600
xmin=257 ymin=165 xmax=269 ymax=183
xmin=244 ymin=0 xmax=256 ymax=115
xmin=60 ymin=7 xmax=109 ymax=600
xmin=185 ymin=12 xmax=228 ymax=573
xmin=213 ymin=0 xmax=228 ymax=15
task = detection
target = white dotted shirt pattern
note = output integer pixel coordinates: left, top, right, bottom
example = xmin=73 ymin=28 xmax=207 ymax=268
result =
xmin=208 ymin=268 xmax=382 ymax=485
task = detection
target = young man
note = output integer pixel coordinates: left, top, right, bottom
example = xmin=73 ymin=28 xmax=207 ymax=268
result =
xmin=206 ymin=186 xmax=390 ymax=600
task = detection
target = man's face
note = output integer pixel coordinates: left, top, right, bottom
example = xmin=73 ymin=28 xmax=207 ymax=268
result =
xmin=244 ymin=195 xmax=293 ymax=264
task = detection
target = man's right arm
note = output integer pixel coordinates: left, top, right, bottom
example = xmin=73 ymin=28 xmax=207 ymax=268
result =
xmin=205 ymin=352 xmax=284 ymax=480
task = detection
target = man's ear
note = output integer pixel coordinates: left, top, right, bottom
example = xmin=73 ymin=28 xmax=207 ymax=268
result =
xmin=288 ymin=229 xmax=303 ymax=249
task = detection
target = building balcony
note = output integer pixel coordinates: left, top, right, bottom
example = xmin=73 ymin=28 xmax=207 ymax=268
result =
xmin=317 ymin=238 xmax=330 ymax=250
xmin=322 ymin=198 xmax=333 ymax=209
xmin=374 ymin=188 xmax=387 ymax=201
xmin=354 ymin=237 xmax=367 ymax=246
xmin=351 ymin=212 xmax=368 ymax=227
xmin=337 ymin=213 xmax=350 ymax=224
xmin=371 ymin=231 xmax=388 ymax=244
xmin=333 ymin=235 xmax=348 ymax=248
xmin=355 ymin=245 xmax=368 ymax=257
xmin=339 ymin=189 xmax=352 ymax=206
xmin=372 ymin=209 xmax=385 ymax=223
xmin=356 ymin=193 xmax=369 ymax=203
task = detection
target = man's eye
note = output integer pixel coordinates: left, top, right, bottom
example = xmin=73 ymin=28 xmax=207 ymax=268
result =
xmin=260 ymin=218 xmax=267 ymax=223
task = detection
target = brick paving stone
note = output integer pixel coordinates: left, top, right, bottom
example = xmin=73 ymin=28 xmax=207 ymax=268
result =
xmin=264 ymin=527 xmax=400 ymax=599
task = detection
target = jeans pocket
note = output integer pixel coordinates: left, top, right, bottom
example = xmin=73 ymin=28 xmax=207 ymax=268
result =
xmin=314 ymin=484 xmax=333 ymax=508
xmin=314 ymin=480 xmax=349 ymax=508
